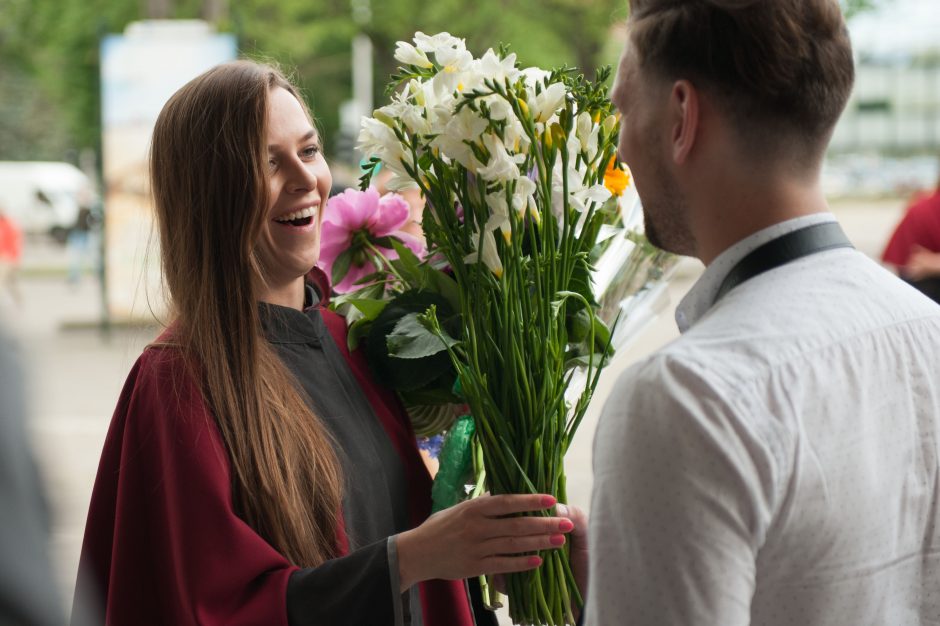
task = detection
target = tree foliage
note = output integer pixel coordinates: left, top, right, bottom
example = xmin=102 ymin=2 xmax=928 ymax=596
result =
xmin=0 ymin=0 xmax=882 ymax=165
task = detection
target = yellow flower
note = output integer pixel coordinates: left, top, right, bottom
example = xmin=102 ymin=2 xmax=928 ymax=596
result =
xmin=603 ymin=157 xmax=631 ymax=197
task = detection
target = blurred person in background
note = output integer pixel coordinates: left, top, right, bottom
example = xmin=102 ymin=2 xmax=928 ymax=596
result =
xmin=73 ymin=60 xmax=579 ymax=626
xmin=66 ymin=186 xmax=101 ymax=286
xmin=882 ymin=173 xmax=940 ymax=303
xmin=0 ymin=204 xmax=22 ymax=307
xmin=0 ymin=327 xmax=64 ymax=625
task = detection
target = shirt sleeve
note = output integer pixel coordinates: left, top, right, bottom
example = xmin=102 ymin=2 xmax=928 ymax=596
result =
xmin=286 ymin=538 xmax=400 ymax=626
xmin=586 ymin=355 xmax=780 ymax=626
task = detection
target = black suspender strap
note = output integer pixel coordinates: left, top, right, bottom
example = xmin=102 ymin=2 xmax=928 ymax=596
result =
xmin=714 ymin=222 xmax=854 ymax=303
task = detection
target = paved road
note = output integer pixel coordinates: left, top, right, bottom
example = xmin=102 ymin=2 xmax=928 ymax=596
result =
xmin=3 ymin=198 xmax=904 ymax=620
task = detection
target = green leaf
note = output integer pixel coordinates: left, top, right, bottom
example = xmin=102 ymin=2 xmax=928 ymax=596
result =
xmin=330 ymin=283 xmax=386 ymax=311
xmin=331 ymin=247 xmax=354 ymax=286
xmin=365 ymin=290 xmax=460 ymax=392
xmin=389 ymin=238 xmax=425 ymax=286
xmin=565 ymin=353 xmax=607 ymax=371
xmin=427 ymin=269 xmax=461 ymax=312
xmin=347 ymin=317 xmax=373 ymax=351
xmin=387 ymin=239 xmax=460 ymax=310
xmin=347 ymin=298 xmax=388 ymax=320
xmin=387 ymin=312 xmax=459 ymax=359
xmin=592 ymin=315 xmax=613 ymax=353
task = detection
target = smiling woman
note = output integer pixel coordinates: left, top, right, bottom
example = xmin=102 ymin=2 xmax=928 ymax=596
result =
xmin=72 ymin=60 xmax=578 ymax=626
xmin=257 ymin=87 xmax=332 ymax=309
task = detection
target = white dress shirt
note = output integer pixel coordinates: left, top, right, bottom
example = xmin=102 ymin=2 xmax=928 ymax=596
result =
xmin=588 ymin=214 xmax=940 ymax=626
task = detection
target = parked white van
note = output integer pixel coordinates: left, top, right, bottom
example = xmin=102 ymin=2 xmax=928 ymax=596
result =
xmin=0 ymin=161 xmax=92 ymax=243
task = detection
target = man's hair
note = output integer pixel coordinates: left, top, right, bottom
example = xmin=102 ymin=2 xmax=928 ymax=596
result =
xmin=628 ymin=0 xmax=855 ymax=155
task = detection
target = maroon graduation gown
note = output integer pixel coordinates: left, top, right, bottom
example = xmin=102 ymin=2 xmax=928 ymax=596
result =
xmin=73 ymin=270 xmax=474 ymax=626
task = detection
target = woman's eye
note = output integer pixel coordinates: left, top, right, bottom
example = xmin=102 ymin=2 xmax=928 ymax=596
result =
xmin=268 ymin=158 xmax=277 ymax=171
xmin=302 ymin=145 xmax=320 ymax=159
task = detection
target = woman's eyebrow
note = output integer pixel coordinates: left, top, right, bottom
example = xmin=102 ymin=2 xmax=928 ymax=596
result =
xmin=268 ymin=129 xmax=317 ymax=152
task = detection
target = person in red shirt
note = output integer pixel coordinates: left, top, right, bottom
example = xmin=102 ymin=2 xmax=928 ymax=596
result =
xmin=882 ymin=182 xmax=940 ymax=303
xmin=0 ymin=206 xmax=22 ymax=304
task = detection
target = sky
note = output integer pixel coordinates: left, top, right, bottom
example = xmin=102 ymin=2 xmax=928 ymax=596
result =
xmin=850 ymin=0 xmax=940 ymax=58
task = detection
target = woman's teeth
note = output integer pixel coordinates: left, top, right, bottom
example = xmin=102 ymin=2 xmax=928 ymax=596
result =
xmin=275 ymin=206 xmax=317 ymax=226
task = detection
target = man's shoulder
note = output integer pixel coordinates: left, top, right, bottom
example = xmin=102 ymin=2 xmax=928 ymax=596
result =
xmin=697 ymin=250 xmax=939 ymax=349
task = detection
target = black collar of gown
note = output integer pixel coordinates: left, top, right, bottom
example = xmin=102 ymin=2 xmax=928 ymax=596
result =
xmin=258 ymin=282 xmax=327 ymax=347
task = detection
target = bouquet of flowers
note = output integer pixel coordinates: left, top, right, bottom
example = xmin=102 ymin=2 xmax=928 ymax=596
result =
xmin=341 ymin=31 xmax=672 ymax=625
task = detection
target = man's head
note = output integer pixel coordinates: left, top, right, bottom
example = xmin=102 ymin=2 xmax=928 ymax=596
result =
xmin=613 ymin=0 xmax=855 ymax=255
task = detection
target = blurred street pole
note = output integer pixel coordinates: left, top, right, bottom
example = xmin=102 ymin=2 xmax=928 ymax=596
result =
xmin=202 ymin=0 xmax=229 ymax=25
xmin=352 ymin=0 xmax=374 ymax=135
xmin=339 ymin=0 xmax=373 ymax=166
xmin=143 ymin=0 xmax=172 ymax=19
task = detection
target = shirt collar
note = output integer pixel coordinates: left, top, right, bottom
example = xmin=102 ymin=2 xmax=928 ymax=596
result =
xmin=258 ymin=280 xmax=327 ymax=346
xmin=675 ymin=212 xmax=837 ymax=333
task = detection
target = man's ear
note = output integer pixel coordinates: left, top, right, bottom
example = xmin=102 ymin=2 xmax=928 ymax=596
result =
xmin=670 ymin=80 xmax=699 ymax=165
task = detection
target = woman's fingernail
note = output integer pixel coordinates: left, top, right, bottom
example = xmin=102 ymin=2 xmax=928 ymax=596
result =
xmin=559 ymin=519 xmax=574 ymax=532
xmin=550 ymin=534 xmax=566 ymax=546
xmin=528 ymin=556 xmax=543 ymax=567
xmin=541 ymin=495 xmax=557 ymax=507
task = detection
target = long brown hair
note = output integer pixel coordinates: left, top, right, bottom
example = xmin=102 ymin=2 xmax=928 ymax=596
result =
xmin=149 ymin=60 xmax=343 ymax=567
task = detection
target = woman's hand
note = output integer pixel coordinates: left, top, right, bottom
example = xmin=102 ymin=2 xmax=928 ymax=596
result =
xmin=396 ymin=494 xmax=574 ymax=592
xmin=554 ymin=503 xmax=589 ymax=599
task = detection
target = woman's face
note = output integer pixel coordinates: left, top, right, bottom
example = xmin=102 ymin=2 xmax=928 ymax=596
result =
xmin=257 ymin=86 xmax=332 ymax=294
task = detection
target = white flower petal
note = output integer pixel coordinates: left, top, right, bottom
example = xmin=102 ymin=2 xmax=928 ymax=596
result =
xmin=395 ymin=41 xmax=432 ymax=68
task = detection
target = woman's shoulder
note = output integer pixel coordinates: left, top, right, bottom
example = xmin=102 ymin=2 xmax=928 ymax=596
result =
xmin=118 ymin=329 xmax=211 ymax=429
xmin=109 ymin=331 xmax=228 ymax=472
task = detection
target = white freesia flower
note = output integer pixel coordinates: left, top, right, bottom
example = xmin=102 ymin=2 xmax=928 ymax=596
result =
xmin=481 ymin=94 xmax=514 ymax=121
xmin=551 ymin=160 xmax=612 ymax=220
xmin=395 ymin=41 xmax=432 ymax=69
xmin=464 ymin=229 xmax=503 ymax=278
xmin=358 ymin=117 xmax=417 ymax=186
xmin=478 ymin=49 xmax=520 ymax=84
xmin=432 ymin=46 xmax=475 ymax=96
xmin=382 ymin=91 xmax=432 ymax=137
xmin=512 ymin=176 xmax=537 ymax=217
xmin=521 ymin=67 xmax=551 ymax=89
xmin=478 ymin=134 xmax=525 ymax=184
xmin=414 ymin=31 xmax=464 ymax=54
xmin=531 ymin=82 xmax=567 ymax=123
xmin=358 ymin=115 xmax=399 ymax=154
xmin=482 ymin=176 xmax=536 ymax=239
xmin=484 ymin=191 xmax=511 ymax=240
xmin=430 ymin=107 xmax=488 ymax=171
xmin=575 ymin=111 xmax=599 ymax=160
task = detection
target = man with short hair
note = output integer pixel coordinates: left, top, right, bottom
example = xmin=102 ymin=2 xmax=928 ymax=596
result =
xmin=586 ymin=1 xmax=940 ymax=624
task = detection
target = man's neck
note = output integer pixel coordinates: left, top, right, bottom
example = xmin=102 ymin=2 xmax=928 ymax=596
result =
xmin=689 ymin=172 xmax=830 ymax=266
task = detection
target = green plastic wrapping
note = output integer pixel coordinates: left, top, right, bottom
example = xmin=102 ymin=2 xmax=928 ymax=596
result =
xmin=430 ymin=415 xmax=475 ymax=513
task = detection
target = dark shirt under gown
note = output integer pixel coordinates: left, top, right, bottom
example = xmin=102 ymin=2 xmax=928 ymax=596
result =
xmin=261 ymin=291 xmax=421 ymax=625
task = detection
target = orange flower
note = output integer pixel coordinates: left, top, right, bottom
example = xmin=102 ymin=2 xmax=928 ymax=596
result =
xmin=604 ymin=156 xmax=631 ymax=197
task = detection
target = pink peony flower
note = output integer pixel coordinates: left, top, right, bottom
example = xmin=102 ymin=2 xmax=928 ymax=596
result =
xmin=319 ymin=187 xmax=426 ymax=293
